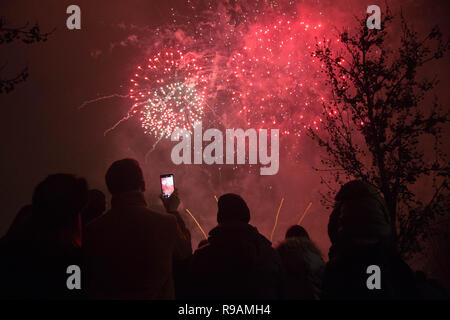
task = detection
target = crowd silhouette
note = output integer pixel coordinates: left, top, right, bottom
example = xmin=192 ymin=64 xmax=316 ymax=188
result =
xmin=0 ymin=158 xmax=448 ymax=300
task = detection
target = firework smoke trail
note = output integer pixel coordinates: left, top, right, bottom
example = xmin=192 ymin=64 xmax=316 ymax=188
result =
xmin=185 ymin=208 xmax=208 ymax=240
xmin=78 ymin=94 xmax=130 ymax=110
xmin=102 ymin=115 xmax=129 ymax=136
xmin=270 ymin=197 xmax=284 ymax=242
xmin=78 ymin=93 xmax=141 ymax=136
xmin=298 ymin=201 xmax=313 ymax=225
xmin=144 ymin=135 xmax=164 ymax=163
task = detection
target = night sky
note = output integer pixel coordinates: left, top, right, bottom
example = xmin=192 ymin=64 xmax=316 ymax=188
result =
xmin=1 ymin=0 xmax=449 ymax=283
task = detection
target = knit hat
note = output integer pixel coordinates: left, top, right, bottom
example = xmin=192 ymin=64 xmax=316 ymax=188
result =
xmin=217 ymin=193 xmax=250 ymax=224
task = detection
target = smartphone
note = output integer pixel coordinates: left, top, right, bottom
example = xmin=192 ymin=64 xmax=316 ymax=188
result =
xmin=160 ymin=174 xmax=175 ymax=198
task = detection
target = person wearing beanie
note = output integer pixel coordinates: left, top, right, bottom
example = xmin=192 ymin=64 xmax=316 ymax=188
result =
xmin=217 ymin=193 xmax=251 ymax=225
xmin=188 ymin=193 xmax=284 ymax=299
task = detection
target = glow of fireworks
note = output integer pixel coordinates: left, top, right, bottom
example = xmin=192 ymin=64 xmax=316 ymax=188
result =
xmin=229 ymin=17 xmax=329 ymax=136
xmin=80 ymin=1 xmax=339 ymax=147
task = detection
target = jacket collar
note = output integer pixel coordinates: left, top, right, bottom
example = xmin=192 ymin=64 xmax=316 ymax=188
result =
xmin=111 ymin=191 xmax=147 ymax=208
xmin=208 ymin=222 xmax=269 ymax=245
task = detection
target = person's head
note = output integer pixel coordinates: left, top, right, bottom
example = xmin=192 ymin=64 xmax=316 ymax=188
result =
xmin=328 ymin=180 xmax=392 ymax=247
xmin=105 ymin=158 xmax=145 ymax=195
xmin=217 ymin=193 xmax=250 ymax=225
xmin=32 ymin=174 xmax=88 ymax=246
xmin=285 ymin=225 xmax=310 ymax=240
xmin=81 ymin=189 xmax=106 ymax=226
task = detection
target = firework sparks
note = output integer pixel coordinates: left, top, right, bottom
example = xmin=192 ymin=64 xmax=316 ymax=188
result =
xmin=130 ymin=50 xmax=209 ymax=138
xmin=229 ymin=17 xmax=329 ymax=136
xmin=81 ymin=1 xmax=338 ymax=149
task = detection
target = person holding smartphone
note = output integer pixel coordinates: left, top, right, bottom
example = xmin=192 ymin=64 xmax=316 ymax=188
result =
xmin=159 ymin=174 xmax=192 ymax=262
xmin=83 ymin=158 xmax=192 ymax=299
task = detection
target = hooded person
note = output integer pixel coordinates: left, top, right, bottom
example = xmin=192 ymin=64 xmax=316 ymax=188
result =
xmin=322 ymin=180 xmax=419 ymax=299
xmin=188 ymin=193 xmax=284 ymax=299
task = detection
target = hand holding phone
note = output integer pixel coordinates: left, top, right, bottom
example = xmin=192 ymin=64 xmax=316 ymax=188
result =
xmin=160 ymin=174 xmax=179 ymax=213
xmin=160 ymin=174 xmax=175 ymax=198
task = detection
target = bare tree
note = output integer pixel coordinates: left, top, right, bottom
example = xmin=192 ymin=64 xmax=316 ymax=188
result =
xmin=310 ymin=8 xmax=449 ymax=259
xmin=0 ymin=17 xmax=53 ymax=93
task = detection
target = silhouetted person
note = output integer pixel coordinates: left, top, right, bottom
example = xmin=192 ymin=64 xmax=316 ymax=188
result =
xmin=81 ymin=189 xmax=106 ymax=227
xmin=188 ymin=193 xmax=283 ymax=299
xmin=0 ymin=204 xmax=33 ymax=249
xmin=322 ymin=180 xmax=419 ymax=299
xmin=285 ymin=225 xmax=310 ymax=240
xmin=276 ymin=233 xmax=324 ymax=299
xmin=1 ymin=174 xmax=88 ymax=299
xmin=413 ymin=270 xmax=450 ymax=299
xmin=80 ymin=189 xmax=106 ymax=244
xmin=84 ymin=158 xmax=191 ymax=299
